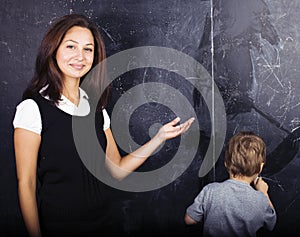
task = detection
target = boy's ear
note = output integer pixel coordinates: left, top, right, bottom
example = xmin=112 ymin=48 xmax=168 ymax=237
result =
xmin=259 ymin=163 xmax=264 ymax=173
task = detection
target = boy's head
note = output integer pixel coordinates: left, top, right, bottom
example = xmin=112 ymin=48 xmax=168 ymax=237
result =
xmin=225 ymin=131 xmax=266 ymax=177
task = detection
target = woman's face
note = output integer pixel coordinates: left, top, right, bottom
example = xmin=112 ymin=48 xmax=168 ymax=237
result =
xmin=56 ymin=26 xmax=95 ymax=81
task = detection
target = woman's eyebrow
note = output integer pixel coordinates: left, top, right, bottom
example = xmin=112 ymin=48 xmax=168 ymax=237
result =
xmin=64 ymin=39 xmax=94 ymax=46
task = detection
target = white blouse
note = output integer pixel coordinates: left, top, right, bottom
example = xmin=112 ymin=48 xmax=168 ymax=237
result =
xmin=13 ymin=87 xmax=110 ymax=134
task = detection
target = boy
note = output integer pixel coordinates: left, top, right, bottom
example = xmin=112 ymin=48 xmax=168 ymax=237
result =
xmin=185 ymin=131 xmax=276 ymax=237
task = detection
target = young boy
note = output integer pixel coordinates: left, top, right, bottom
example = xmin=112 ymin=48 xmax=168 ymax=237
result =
xmin=185 ymin=131 xmax=276 ymax=237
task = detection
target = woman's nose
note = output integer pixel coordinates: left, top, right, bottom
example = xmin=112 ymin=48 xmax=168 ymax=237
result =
xmin=75 ymin=48 xmax=84 ymax=60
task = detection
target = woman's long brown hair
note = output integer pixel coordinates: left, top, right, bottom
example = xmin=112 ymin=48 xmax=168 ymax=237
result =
xmin=23 ymin=13 xmax=110 ymax=109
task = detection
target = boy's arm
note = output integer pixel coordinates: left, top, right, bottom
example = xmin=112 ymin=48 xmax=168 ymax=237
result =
xmin=184 ymin=213 xmax=198 ymax=225
xmin=254 ymin=177 xmax=274 ymax=209
xmin=255 ymin=177 xmax=277 ymax=230
xmin=184 ymin=187 xmax=208 ymax=225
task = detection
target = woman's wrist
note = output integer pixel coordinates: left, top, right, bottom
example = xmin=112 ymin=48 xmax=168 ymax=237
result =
xmin=153 ymin=132 xmax=166 ymax=145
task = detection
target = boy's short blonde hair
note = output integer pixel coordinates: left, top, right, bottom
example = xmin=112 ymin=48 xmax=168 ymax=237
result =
xmin=225 ymin=131 xmax=266 ymax=177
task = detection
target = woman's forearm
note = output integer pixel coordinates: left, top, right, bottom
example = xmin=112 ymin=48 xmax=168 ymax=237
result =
xmin=106 ymin=132 xmax=163 ymax=180
xmin=18 ymin=181 xmax=41 ymax=237
xmin=105 ymin=117 xmax=194 ymax=180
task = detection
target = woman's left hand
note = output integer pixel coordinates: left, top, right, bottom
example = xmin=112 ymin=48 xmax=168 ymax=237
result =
xmin=156 ymin=117 xmax=195 ymax=142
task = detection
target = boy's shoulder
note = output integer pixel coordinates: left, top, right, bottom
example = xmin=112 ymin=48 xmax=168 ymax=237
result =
xmin=203 ymin=179 xmax=253 ymax=193
xmin=205 ymin=179 xmax=231 ymax=188
xmin=202 ymin=180 xmax=229 ymax=192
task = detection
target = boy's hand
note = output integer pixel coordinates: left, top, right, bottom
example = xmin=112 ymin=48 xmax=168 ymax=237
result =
xmin=254 ymin=177 xmax=269 ymax=195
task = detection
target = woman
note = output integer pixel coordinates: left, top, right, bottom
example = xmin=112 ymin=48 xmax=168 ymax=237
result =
xmin=13 ymin=14 xmax=194 ymax=237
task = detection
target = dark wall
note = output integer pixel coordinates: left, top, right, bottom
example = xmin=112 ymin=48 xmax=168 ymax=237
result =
xmin=1 ymin=0 xmax=299 ymax=236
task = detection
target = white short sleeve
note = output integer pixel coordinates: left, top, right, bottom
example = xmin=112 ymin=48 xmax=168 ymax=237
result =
xmin=102 ymin=109 xmax=110 ymax=131
xmin=13 ymin=99 xmax=42 ymax=135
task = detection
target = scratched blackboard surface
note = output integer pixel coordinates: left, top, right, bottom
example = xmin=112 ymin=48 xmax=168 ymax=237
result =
xmin=0 ymin=0 xmax=299 ymax=236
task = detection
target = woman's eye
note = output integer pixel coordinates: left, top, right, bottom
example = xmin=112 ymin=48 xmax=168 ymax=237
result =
xmin=85 ymin=48 xmax=93 ymax=52
xmin=66 ymin=45 xmax=75 ymax=49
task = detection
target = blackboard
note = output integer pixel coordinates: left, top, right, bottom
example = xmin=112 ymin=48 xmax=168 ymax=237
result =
xmin=1 ymin=0 xmax=299 ymax=236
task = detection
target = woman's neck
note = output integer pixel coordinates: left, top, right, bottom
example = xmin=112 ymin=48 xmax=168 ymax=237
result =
xmin=62 ymin=79 xmax=80 ymax=106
